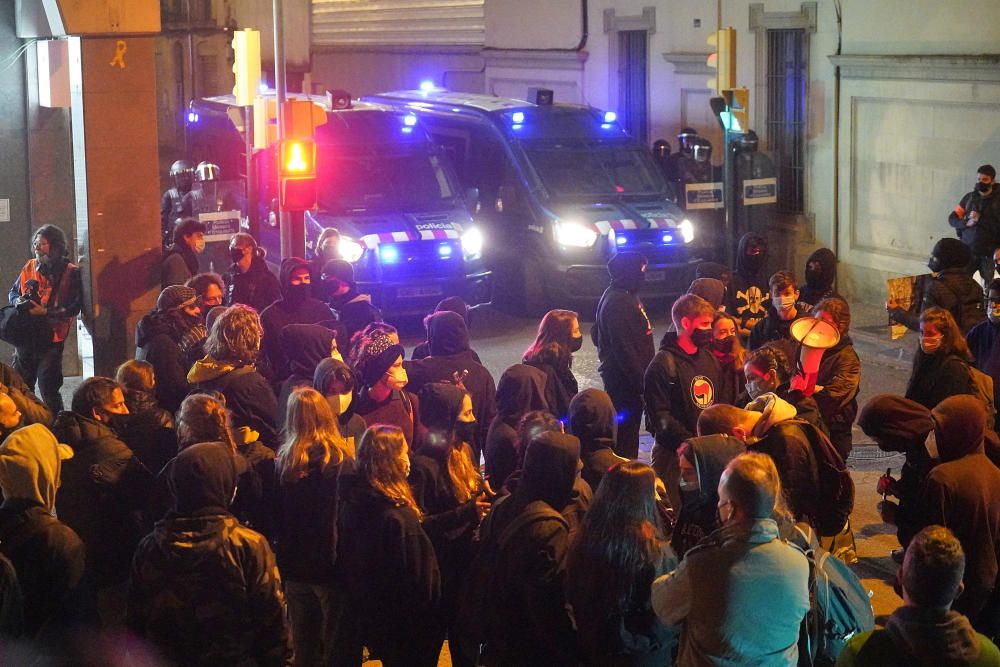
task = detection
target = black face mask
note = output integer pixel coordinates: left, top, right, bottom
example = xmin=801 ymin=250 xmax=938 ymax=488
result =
xmin=742 ymin=251 xmax=764 ymax=272
xmin=103 ymin=412 xmax=130 ymax=435
xmin=569 ymin=335 xmax=583 ymax=353
xmin=977 ymin=182 xmax=992 ymax=194
xmin=285 ymin=284 xmax=311 ymax=305
xmin=230 ymin=248 xmax=246 ymax=264
xmin=691 ymin=328 xmax=714 ymax=349
xmin=711 ymin=335 xmax=735 ymax=354
xmin=455 ymin=420 xmax=477 ymax=444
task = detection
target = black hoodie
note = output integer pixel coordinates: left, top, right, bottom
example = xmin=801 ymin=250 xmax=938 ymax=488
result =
xmin=259 ymin=257 xmax=334 ymax=381
xmin=312 ymin=357 xmax=367 ymax=446
xmin=222 ymin=255 xmax=282 ymax=314
xmin=671 ymin=434 xmax=744 ymax=559
xmin=405 ymin=312 xmax=496 ymax=455
xmin=799 ymin=247 xmax=841 ymax=309
xmin=275 ymin=323 xmax=335 ymax=431
xmin=567 ymin=388 xmax=627 ymax=491
xmin=485 ymin=364 xmax=549 ymax=488
xmin=135 ymin=309 xmax=205 ymax=413
xmin=594 ymin=252 xmax=656 ymax=393
xmin=728 ymin=232 xmax=769 ymax=333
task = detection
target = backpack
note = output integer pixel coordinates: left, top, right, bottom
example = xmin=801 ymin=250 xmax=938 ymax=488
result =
xmin=456 ymin=498 xmax=568 ymax=665
xmin=968 ymin=365 xmax=997 ymax=430
xmin=790 ymin=524 xmax=875 ymax=667
xmin=788 ymin=418 xmax=855 ymax=537
xmin=0 ymin=304 xmax=50 ymax=349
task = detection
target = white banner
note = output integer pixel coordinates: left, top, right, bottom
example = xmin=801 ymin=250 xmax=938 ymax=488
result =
xmin=743 ymin=177 xmax=777 ymax=205
xmin=685 ymin=182 xmax=724 ymax=210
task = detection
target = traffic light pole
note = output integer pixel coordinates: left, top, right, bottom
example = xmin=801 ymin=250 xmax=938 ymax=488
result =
xmin=723 ymin=128 xmax=737 ymax=268
xmin=272 ymin=0 xmax=303 ymax=258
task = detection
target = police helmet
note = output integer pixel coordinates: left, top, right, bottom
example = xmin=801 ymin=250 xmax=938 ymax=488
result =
xmin=691 ymin=137 xmax=713 ymax=164
xmin=652 ymin=139 xmax=671 ymax=160
xmin=195 ymin=162 xmax=221 ymax=182
xmin=677 ymin=127 xmax=698 ymax=155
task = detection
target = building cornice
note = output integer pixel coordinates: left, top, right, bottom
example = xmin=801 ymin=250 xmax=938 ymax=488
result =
xmin=482 ymin=48 xmax=587 ymax=71
xmin=829 ymin=54 xmax=1000 ymax=82
xmin=661 ymin=52 xmax=712 ymax=75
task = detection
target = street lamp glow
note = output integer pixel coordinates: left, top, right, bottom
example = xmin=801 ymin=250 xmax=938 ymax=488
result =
xmin=603 ymin=111 xmax=617 ymax=123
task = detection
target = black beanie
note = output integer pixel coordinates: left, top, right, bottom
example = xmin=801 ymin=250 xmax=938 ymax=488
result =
xmin=931 ymin=238 xmax=971 ymax=271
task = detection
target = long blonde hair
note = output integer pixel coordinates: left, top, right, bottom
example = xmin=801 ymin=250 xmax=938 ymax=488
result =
xmin=177 ymin=393 xmax=239 ymax=454
xmin=357 ymin=425 xmax=421 ymax=517
xmin=277 ymin=387 xmax=351 ymax=484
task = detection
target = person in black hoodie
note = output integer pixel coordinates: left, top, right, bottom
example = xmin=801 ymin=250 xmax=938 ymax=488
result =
xmin=313 ymin=357 xmax=367 ymax=451
xmin=568 ymin=388 xmax=628 ymax=492
xmin=799 ymin=247 xmax=841 ymax=310
xmin=485 ymin=364 xmax=549 ymax=490
xmin=405 ymin=311 xmax=497 ymax=459
xmin=320 ymin=259 xmax=382 ymax=346
xmin=115 ymin=360 xmax=176 ymax=476
xmin=728 ymin=232 xmax=769 ymax=337
xmin=275 ymin=323 xmax=336 ymax=432
xmin=523 ymin=309 xmax=582 ymax=422
xmin=260 ymin=257 xmax=334 ymax=382
xmin=412 ymin=296 xmax=479 ymax=362
xmin=135 ymin=284 xmax=207 ymax=413
xmin=275 ymin=387 xmax=355 ymax=666
xmin=337 ymin=425 xmax=441 ymax=667
xmin=671 ymin=434 xmax=744 ymax=559
xmin=645 ymin=294 xmax=730 ymax=508
xmin=223 ymin=232 xmax=282 ymax=313
xmin=888 ymin=237 xmax=986 ymax=334
xmin=410 ymin=382 xmax=489 ymax=667
xmin=127 ymin=442 xmax=292 ymax=666
xmin=593 ymin=252 xmax=655 ymax=459
xmin=904 ymin=307 xmax=975 ymax=410
xmin=473 ymin=431 xmax=581 ymax=666
xmin=811 ymin=297 xmax=861 ymax=459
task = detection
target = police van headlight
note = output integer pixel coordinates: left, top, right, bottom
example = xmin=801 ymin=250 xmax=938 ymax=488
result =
xmin=461 ymin=226 xmax=484 ymax=259
xmin=679 ymin=219 xmax=695 ymax=244
xmin=339 ymin=237 xmax=365 ymax=263
xmin=554 ymin=221 xmax=598 ymax=248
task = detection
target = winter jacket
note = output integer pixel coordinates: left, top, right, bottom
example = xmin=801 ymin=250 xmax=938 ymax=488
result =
xmin=568 ymin=388 xmax=628 ymax=491
xmin=799 ymin=247 xmax=842 ymax=309
xmin=0 ymin=361 xmax=51 ymax=427
xmin=260 ymin=258 xmax=334 ymax=381
xmin=485 ymin=364 xmax=549 ymax=489
xmin=188 ymin=356 xmax=279 ymax=448
xmin=135 ymin=309 xmax=206 ymax=413
xmin=127 ymin=443 xmax=292 ymax=667
xmin=967 ymin=319 xmax=1000 ymax=409
xmin=524 ymin=356 xmax=578 ymax=422
xmin=836 ymin=606 xmax=1000 ymax=667
xmin=275 ymin=323 xmax=336 ymax=431
xmin=728 ymin=232 xmax=770 ymax=334
xmin=651 ymin=518 xmax=809 ymax=667
xmin=0 ymin=424 xmax=86 ymax=638
xmin=671 ymin=434 xmax=744 ymax=559
xmin=747 ymin=306 xmax=804 ymax=360
xmin=949 ymin=187 xmax=1000 ymax=256
xmin=813 ymin=337 xmax=861 ymax=458
xmin=9 ymin=257 xmax=82 ymax=344
xmin=905 ymin=350 xmax=974 ymax=410
xmin=119 ymin=388 xmax=176 ymax=476
xmin=405 ymin=311 xmax=497 ymax=453
xmin=644 ymin=332 xmax=730 ymax=453
xmin=594 ymin=267 xmax=655 ymax=397
xmin=336 ymin=476 xmax=441 ymax=658
xmin=312 ymin=357 xmax=368 ymax=453
xmin=223 ymin=256 xmax=282 ymax=314
xmin=52 ymin=411 xmax=152 ymax=587
xmin=329 ymin=289 xmax=382 ymax=345
xmin=890 ymin=269 xmax=986 ymax=333
xmin=354 ymin=388 xmax=420 ymax=447
xmin=161 ymin=244 xmax=199 ymax=288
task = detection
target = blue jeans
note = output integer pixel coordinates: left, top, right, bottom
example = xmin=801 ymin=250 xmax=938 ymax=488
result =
xmin=13 ymin=340 xmax=64 ymax=413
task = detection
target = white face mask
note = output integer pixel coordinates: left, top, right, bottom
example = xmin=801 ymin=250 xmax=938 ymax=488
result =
xmin=385 ymin=367 xmax=408 ymax=391
xmin=327 ymin=392 xmax=352 ymax=416
xmin=773 ymin=294 xmax=796 ymax=312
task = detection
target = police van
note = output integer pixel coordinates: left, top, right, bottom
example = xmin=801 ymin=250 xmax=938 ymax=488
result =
xmin=185 ymin=93 xmax=491 ymax=316
xmin=365 ymin=89 xmax=707 ymax=313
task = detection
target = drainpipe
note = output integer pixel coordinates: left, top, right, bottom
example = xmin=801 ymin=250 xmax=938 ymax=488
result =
xmin=832 ymin=0 xmax=843 ymax=258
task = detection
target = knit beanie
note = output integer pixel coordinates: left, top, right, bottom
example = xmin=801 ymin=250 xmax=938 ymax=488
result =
xmin=357 ymin=332 xmax=405 ymax=387
xmin=931 ymin=238 xmax=971 ymax=271
xmin=157 ymin=285 xmax=197 ymax=312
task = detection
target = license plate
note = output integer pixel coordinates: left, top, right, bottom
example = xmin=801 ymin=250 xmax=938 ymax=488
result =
xmin=397 ymin=285 xmax=443 ymax=299
xmin=646 ymin=270 xmax=666 ymax=282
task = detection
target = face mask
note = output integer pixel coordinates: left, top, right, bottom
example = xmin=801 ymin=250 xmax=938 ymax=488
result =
xmin=193 ymin=238 xmax=206 ymax=253
xmin=455 ymin=419 xmax=477 ymax=443
xmin=712 ymin=335 xmax=735 ymax=354
xmin=742 ymin=252 xmax=763 ymax=272
xmin=386 ymin=367 xmax=408 ymax=391
xmin=773 ymin=295 xmax=796 ymax=312
xmin=691 ymin=328 xmax=714 ymax=348
xmin=920 ymin=335 xmax=943 ymax=354
xmin=326 ymin=392 xmax=352 ymax=416
xmin=230 ymin=248 xmax=246 ymax=263
xmin=103 ymin=412 xmax=130 ymax=435
xmin=994 ymin=264 xmax=1000 ymax=277
xmin=977 ymin=182 xmax=992 ymax=194
xmin=746 ymin=376 xmax=778 ymax=400
xmin=569 ymin=335 xmax=583 ymax=353
xmin=285 ymin=283 xmax=311 ymax=305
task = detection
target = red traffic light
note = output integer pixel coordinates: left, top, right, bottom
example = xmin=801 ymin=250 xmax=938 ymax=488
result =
xmin=278 ymin=139 xmax=316 ymax=209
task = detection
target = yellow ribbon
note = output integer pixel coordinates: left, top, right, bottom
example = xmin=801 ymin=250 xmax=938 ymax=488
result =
xmin=109 ymin=40 xmax=127 ymax=69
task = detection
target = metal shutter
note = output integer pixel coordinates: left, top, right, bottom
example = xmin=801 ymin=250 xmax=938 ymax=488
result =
xmin=312 ymin=0 xmax=485 ymax=47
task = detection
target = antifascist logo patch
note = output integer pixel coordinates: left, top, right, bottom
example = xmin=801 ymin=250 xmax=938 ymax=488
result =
xmin=691 ymin=376 xmax=715 ymax=409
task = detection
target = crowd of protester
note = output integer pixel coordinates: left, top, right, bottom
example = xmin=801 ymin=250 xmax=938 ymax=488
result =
xmin=3 ymin=221 xmax=1000 ymax=666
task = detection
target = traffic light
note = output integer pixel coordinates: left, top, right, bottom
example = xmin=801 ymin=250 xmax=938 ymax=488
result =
xmin=721 ymin=87 xmax=750 ymax=133
xmin=279 ymin=138 xmax=316 ymax=209
xmin=232 ymin=29 xmax=261 ymax=106
xmin=707 ymin=28 xmax=736 ymax=94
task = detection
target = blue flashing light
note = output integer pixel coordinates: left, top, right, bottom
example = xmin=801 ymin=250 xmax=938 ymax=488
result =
xmin=419 ymin=80 xmax=436 ymax=92
xmin=511 ymin=111 xmax=525 ymax=124
xmin=186 ymin=111 xmax=199 ymax=124
xmin=401 ymin=127 xmax=413 ymax=134
xmin=438 ymin=243 xmax=453 ymax=258
xmin=603 ymin=110 xmax=617 ymax=123
xmin=511 ymin=124 xmax=523 ymax=131
xmin=380 ymin=245 xmax=400 ymax=263
xmin=403 ymin=114 xmax=418 ymax=126
xmin=601 ymin=123 xmax=614 ymax=130
xmin=615 ymin=234 xmax=627 ymax=246
xmin=661 ymin=232 xmax=674 ymax=244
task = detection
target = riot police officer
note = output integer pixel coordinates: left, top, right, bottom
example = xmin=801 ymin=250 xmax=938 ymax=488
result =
xmin=161 ymin=160 xmax=194 ymax=247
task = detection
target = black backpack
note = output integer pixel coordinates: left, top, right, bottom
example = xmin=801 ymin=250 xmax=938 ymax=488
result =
xmin=0 ymin=303 xmax=50 ymax=349
xmin=788 ymin=418 xmax=855 ymax=537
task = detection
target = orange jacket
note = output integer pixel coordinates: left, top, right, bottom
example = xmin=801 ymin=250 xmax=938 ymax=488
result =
xmin=14 ymin=259 xmax=81 ymax=343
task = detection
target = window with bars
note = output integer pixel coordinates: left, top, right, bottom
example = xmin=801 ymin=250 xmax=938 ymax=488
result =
xmin=765 ymin=28 xmax=807 ymax=214
xmin=617 ymin=30 xmax=648 ymax=145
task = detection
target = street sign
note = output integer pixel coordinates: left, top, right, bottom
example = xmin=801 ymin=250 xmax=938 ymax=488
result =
xmin=743 ymin=177 xmax=777 ymax=205
xmin=685 ymin=182 xmax=725 ymax=209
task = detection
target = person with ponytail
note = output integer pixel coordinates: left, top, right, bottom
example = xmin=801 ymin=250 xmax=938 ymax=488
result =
xmin=274 ymin=387 xmax=354 ymax=665
xmin=410 ymin=382 xmax=490 ymax=667
xmin=337 ymin=425 xmax=441 ymax=667
xmin=522 ymin=309 xmax=582 ymax=421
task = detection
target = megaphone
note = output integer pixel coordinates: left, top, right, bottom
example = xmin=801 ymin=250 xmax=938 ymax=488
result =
xmin=789 ymin=316 xmax=840 ymax=395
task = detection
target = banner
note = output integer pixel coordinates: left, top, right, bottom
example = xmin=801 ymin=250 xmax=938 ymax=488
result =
xmin=743 ymin=177 xmax=777 ymax=205
xmin=886 ymin=274 xmax=931 ymax=340
xmin=198 ymin=210 xmax=243 ymax=242
xmin=685 ymin=182 xmax=724 ymax=210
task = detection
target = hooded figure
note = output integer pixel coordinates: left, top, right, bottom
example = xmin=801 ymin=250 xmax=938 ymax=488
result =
xmin=485 ymin=364 xmax=549 ymax=489
xmin=475 ymin=431 xmax=581 ymax=665
xmin=127 ymin=442 xmax=292 ymax=666
xmin=799 ymin=247 xmax=841 ymax=309
xmin=917 ymin=395 xmax=1000 ymax=628
xmin=568 ymin=388 xmax=628 ymax=491
xmin=687 ymin=278 xmax=726 ymax=311
xmin=593 ymin=251 xmax=655 ymax=459
xmin=313 ymin=357 xmax=367 ymax=448
xmin=889 ymin=238 xmax=985 ymax=333
xmin=412 ymin=297 xmax=480 ymax=361
xmin=405 ymin=311 xmax=496 ymax=458
xmin=275 ymin=323 xmax=336 ymax=431
xmin=321 ymin=259 xmax=382 ymax=345
xmin=259 ymin=257 xmax=334 ymax=382
xmin=671 ymin=434 xmax=744 ymax=559
xmin=0 ymin=424 xmax=85 ymax=638
xmin=729 ymin=232 xmax=770 ymax=334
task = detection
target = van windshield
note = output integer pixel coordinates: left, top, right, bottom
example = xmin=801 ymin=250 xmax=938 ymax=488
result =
xmin=317 ymin=148 xmax=456 ymax=214
xmin=522 ymin=140 xmax=666 ymax=198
